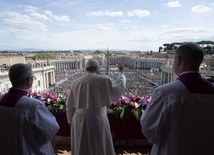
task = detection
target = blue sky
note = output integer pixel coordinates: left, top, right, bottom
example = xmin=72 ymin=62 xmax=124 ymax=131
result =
xmin=0 ymin=0 xmax=213 ymax=51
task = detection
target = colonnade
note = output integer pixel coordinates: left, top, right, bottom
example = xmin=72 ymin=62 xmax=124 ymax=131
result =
xmin=135 ymin=59 xmax=164 ymax=69
xmin=0 ymin=65 xmax=55 ymax=93
xmin=44 ymin=70 xmax=55 ymax=89
xmin=161 ymin=68 xmax=176 ymax=84
xmin=109 ymin=56 xmax=167 ymax=69
xmin=52 ymin=59 xmax=82 ymax=71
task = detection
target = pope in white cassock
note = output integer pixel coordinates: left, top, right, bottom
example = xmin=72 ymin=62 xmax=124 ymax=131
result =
xmin=66 ymin=59 xmax=126 ymax=155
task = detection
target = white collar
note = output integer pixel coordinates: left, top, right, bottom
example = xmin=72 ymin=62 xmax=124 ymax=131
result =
xmin=179 ymin=71 xmax=199 ymax=76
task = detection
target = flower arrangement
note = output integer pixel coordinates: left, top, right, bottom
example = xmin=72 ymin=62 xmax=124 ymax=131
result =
xmin=27 ymin=91 xmax=150 ymax=119
xmin=108 ymin=95 xmax=150 ymax=120
xmin=27 ymin=91 xmax=67 ymax=112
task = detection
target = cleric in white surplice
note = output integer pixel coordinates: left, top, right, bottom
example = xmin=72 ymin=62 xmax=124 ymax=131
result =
xmin=140 ymin=42 xmax=214 ymax=155
xmin=66 ymin=59 xmax=126 ymax=155
xmin=0 ymin=63 xmax=59 ymax=155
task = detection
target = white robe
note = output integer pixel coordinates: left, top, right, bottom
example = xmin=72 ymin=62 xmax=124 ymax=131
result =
xmin=0 ymin=95 xmax=59 ymax=155
xmin=0 ymin=106 xmax=23 ymax=155
xmin=140 ymin=80 xmax=214 ymax=155
xmin=66 ymin=72 xmax=126 ymax=155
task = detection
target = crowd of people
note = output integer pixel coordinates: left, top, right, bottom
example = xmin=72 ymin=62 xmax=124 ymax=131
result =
xmin=50 ymin=67 xmax=161 ymax=98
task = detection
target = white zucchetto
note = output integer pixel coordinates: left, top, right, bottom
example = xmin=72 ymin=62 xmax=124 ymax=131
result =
xmin=86 ymin=59 xmax=100 ymax=68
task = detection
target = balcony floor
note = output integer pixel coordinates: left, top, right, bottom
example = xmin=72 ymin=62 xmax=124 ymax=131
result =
xmin=53 ymin=136 xmax=152 ymax=155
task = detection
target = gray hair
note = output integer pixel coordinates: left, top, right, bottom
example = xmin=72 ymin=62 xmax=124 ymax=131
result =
xmin=9 ymin=63 xmax=33 ymax=86
xmin=176 ymin=42 xmax=204 ymax=64
xmin=85 ymin=59 xmax=100 ymax=72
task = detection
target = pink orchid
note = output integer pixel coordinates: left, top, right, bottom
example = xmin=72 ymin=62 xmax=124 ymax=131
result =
xmin=131 ymin=95 xmax=137 ymax=101
xmin=112 ymin=101 xmax=117 ymax=106
xmin=124 ymin=99 xmax=130 ymax=104
xmin=131 ymin=102 xmax=136 ymax=107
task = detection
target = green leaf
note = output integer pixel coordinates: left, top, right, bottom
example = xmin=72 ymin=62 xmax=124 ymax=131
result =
xmin=120 ymin=107 xmax=125 ymax=119
xmin=59 ymin=104 xmax=64 ymax=110
xmin=133 ymin=109 xmax=142 ymax=120
xmin=133 ymin=111 xmax=139 ymax=120
xmin=53 ymin=103 xmax=60 ymax=106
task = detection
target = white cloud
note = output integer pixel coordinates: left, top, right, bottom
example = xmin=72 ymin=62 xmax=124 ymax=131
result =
xmin=161 ymin=27 xmax=214 ymax=41
xmin=121 ymin=20 xmax=130 ymax=23
xmin=44 ymin=10 xmax=70 ymax=22
xmin=5 ymin=28 xmax=51 ymax=42
xmin=86 ymin=11 xmax=103 ymax=17
xmin=19 ymin=5 xmax=70 ymax=22
xmin=166 ymin=1 xmax=182 ymax=8
xmin=97 ymin=24 xmax=117 ymax=31
xmin=105 ymin=11 xmax=123 ymax=17
xmin=21 ymin=5 xmax=38 ymax=13
xmin=139 ymin=25 xmax=146 ymax=29
xmin=191 ymin=5 xmax=212 ymax=13
xmin=161 ymin=25 xmax=170 ymax=28
xmin=44 ymin=10 xmax=52 ymax=16
xmin=21 ymin=5 xmax=48 ymax=20
xmin=31 ymin=12 xmax=48 ymax=20
xmin=52 ymin=15 xmax=70 ymax=22
xmin=122 ymin=26 xmax=128 ymax=30
xmin=48 ymin=0 xmax=76 ymax=8
xmin=86 ymin=11 xmax=123 ymax=17
xmin=127 ymin=9 xmax=150 ymax=18
xmin=0 ymin=1 xmax=213 ymax=51
xmin=0 ymin=11 xmax=47 ymax=31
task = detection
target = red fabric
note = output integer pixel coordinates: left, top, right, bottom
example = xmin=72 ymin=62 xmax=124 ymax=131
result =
xmin=53 ymin=112 xmax=70 ymax=136
xmin=53 ymin=112 xmax=146 ymax=140
xmin=0 ymin=88 xmax=28 ymax=107
xmin=179 ymin=73 xmax=214 ymax=94
xmin=108 ymin=114 xmax=146 ymax=140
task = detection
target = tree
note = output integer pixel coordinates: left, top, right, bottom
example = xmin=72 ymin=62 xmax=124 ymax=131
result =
xmin=162 ymin=41 xmax=214 ymax=55
xmin=32 ymin=53 xmax=55 ymax=60
xmin=158 ymin=46 xmax=163 ymax=53
xmin=163 ymin=43 xmax=175 ymax=50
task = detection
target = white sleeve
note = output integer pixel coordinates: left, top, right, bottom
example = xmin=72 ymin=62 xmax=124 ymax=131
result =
xmin=65 ymin=89 xmax=76 ymax=124
xmin=140 ymin=88 xmax=166 ymax=143
xmin=34 ymin=104 xmax=60 ymax=143
xmin=117 ymin=72 xmax=126 ymax=88
xmin=107 ymin=72 xmax=126 ymax=101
